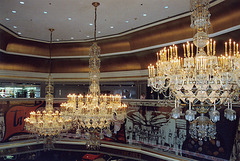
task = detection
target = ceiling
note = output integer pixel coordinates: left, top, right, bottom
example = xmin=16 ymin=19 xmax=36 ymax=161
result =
xmin=0 ymin=0 xmax=194 ymax=42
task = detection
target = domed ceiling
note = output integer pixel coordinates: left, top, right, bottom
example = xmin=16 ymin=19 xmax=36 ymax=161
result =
xmin=0 ymin=0 xmax=222 ymax=42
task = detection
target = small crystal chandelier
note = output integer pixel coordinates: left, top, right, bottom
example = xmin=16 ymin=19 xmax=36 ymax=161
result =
xmin=148 ymin=0 xmax=239 ymax=140
xmin=60 ymin=2 xmax=127 ymax=149
xmin=189 ymin=113 xmax=216 ymax=141
xmin=24 ymin=29 xmax=72 ymax=137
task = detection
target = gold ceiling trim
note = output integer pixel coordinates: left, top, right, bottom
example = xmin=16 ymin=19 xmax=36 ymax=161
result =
xmin=0 ymin=75 xmax=47 ymax=80
xmin=0 ymin=69 xmax=148 ymax=82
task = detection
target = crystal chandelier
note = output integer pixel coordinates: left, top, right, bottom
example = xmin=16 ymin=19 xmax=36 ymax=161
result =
xmin=24 ymin=29 xmax=72 ymax=137
xmin=60 ymin=2 xmax=127 ymax=149
xmin=148 ymin=0 xmax=239 ymax=140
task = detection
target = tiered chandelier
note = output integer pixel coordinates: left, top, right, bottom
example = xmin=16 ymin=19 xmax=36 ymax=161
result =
xmin=60 ymin=2 xmax=127 ymax=149
xmin=24 ymin=29 xmax=72 ymax=137
xmin=148 ymin=0 xmax=239 ymax=141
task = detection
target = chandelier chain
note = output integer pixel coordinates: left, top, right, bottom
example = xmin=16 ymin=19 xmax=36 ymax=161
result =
xmin=49 ymin=28 xmax=54 ymax=75
xmin=93 ymin=3 xmax=98 ymax=41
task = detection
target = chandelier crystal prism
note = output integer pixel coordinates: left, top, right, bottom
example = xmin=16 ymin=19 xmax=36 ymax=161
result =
xmin=60 ymin=2 xmax=127 ymax=149
xmin=24 ymin=29 xmax=72 ymax=137
xmin=148 ymin=0 xmax=239 ymax=140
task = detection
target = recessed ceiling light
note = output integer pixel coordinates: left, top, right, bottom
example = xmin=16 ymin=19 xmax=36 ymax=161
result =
xmin=125 ymin=20 xmax=129 ymax=23
xmin=5 ymin=18 xmax=10 ymax=21
xmin=98 ymin=31 xmax=101 ymax=34
xmin=165 ymin=6 xmax=168 ymax=9
xmin=12 ymin=11 xmax=16 ymax=13
xmin=13 ymin=26 xmax=17 ymax=29
xmin=68 ymin=18 xmax=72 ymax=20
xmin=71 ymin=37 xmax=74 ymax=39
xmin=43 ymin=11 xmax=48 ymax=14
xmin=89 ymin=23 xmax=93 ymax=26
xmin=143 ymin=13 xmax=147 ymax=16
xmin=86 ymin=36 xmax=90 ymax=38
xmin=110 ymin=26 xmax=114 ymax=29
xmin=18 ymin=32 xmax=21 ymax=35
xmin=20 ymin=2 xmax=24 ymax=5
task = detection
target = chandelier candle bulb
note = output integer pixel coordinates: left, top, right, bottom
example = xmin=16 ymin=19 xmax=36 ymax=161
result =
xmin=229 ymin=39 xmax=232 ymax=56
xmin=183 ymin=44 xmax=186 ymax=57
xmin=221 ymin=56 xmax=223 ymax=68
xmin=207 ymin=41 xmax=209 ymax=55
xmin=148 ymin=65 xmax=150 ymax=77
xmin=168 ymin=49 xmax=170 ymax=60
xmin=164 ymin=48 xmax=167 ymax=60
xmin=233 ymin=41 xmax=236 ymax=56
xmin=218 ymin=57 xmax=221 ymax=67
xmin=150 ymin=66 xmax=152 ymax=77
xmin=175 ymin=46 xmax=178 ymax=57
xmin=191 ymin=43 xmax=194 ymax=57
xmin=153 ymin=66 xmax=155 ymax=77
xmin=210 ymin=39 xmax=213 ymax=55
xmin=213 ymin=41 xmax=216 ymax=56
xmin=225 ymin=42 xmax=228 ymax=56
xmin=170 ymin=46 xmax=172 ymax=59
xmin=152 ymin=65 xmax=154 ymax=77
xmin=237 ymin=43 xmax=239 ymax=57
xmin=196 ymin=58 xmax=199 ymax=70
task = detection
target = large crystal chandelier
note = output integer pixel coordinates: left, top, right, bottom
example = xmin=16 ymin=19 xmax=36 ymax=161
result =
xmin=60 ymin=2 xmax=127 ymax=149
xmin=24 ymin=29 xmax=72 ymax=137
xmin=148 ymin=0 xmax=239 ymax=140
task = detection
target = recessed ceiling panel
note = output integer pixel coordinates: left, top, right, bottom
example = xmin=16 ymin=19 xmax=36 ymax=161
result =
xmin=0 ymin=0 xmax=197 ymax=42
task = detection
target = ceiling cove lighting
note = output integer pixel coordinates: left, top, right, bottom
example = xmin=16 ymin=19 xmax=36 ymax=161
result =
xmin=60 ymin=2 xmax=127 ymax=150
xmin=148 ymin=0 xmax=239 ymax=141
xmin=24 ymin=29 xmax=72 ymax=138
